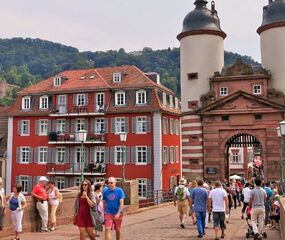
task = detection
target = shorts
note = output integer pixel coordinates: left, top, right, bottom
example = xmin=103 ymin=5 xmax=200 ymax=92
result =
xmin=213 ymin=212 xmax=226 ymax=229
xmin=105 ymin=213 xmax=123 ymax=231
xmin=177 ymin=199 xmax=189 ymax=215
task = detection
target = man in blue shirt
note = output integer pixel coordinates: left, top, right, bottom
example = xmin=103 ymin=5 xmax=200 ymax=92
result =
xmin=264 ymin=182 xmax=273 ymax=225
xmin=103 ymin=177 xmax=125 ymax=240
xmin=190 ymin=180 xmax=208 ymax=238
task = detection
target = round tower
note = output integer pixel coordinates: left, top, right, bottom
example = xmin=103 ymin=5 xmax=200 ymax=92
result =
xmin=177 ymin=0 xmax=226 ymax=112
xmin=257 ymin=0 xmax=285 ymax=93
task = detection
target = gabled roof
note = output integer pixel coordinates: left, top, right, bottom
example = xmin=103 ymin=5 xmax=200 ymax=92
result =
xmin=196 ymin=90 xmax=285 ymax=115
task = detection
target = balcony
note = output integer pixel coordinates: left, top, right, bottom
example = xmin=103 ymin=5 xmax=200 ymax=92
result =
xmin=47 ymin=162 xmax=106 ymax=176
xmin=48 ymin=132 xmax=107 ymax=144
xmin=49 ymin=104 xmax=106 ymax=117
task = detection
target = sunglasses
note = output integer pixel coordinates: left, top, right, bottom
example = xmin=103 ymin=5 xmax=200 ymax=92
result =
xmin=108 ymin=182 xmax=114 ymax=184
xmin=82 ymin=183 xmax=88 ymax=186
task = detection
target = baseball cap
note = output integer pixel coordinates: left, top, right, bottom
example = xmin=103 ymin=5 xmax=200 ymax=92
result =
xmin=39 ymin=176 xmax=49 ymax=182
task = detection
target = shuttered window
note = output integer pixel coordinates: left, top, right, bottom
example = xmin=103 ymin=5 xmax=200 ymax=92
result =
xmin=16 ymin=175 xmax=32 ymax=194
xmin=18 ymin=120 xmax=30 ymax=136
xmin=162 ymin=146 xmax=169 ymax=164
xmin=137 ymin=178 xmax=147 ymax=198
xmin=57 ymin=147 xmax=66 ymax=164
xmin=20 ymin=147 xmax=31 ymax=163
xmin=136 ymin=146 xmax=147 ymax=164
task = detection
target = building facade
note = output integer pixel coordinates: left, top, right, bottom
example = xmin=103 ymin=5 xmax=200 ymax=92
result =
xmin=178 ymin=0 xmax=285 ymax=181
xmin=7 ymin=66 xmax=181 ymax=196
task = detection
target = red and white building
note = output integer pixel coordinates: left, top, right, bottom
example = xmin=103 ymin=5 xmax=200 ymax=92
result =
xmin=6 ymin=65 xmax=181 ymax=196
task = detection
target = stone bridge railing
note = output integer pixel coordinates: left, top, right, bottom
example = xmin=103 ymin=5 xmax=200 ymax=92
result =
xmin=279 ymin=196 xmax=285 ymax=240
xmin=1 ymin=180 xmax=138 ymax=238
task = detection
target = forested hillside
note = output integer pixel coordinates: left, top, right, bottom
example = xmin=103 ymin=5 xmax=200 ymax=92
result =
xmin=0 ymin=38 xmax=259 ymax=105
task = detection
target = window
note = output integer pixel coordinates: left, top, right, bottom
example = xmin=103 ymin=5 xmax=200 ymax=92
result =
xmin=231 ymin=151 xmax=240 ymax=163
xmin=57 ymin=95 xmax=67 ymax=113
xmin=136 ymin=146 xmax=147 ymax=164
xmin=253 ymin=85 xmax=262 ymax=95
xmin=113 ymin=72 xmax=122 ymax=83
xmin=38 ymin=147 xmax=48 ymax=164
xmin=175 ymin=120 xmax=180 ymax=135
xmin=162 ymin=146 xmax=168 ymax=164
xmin=188 ymin=101 xmax=198 ymax=109
xmin=170 ymin=146 xmax=175 ymax=163
xmin=136 ymin=117 xmax=146 ymax=133
xmin=56 ymin=120 xmax=66 ymax=133
xmin=169 ymin=95 xmax=174 ymax=108
xmin=175 ymin=146 xmax=179 ymax=163
xmin=76 ymin=147 xmax=86 ymax=165
xmin=39 ymin=120 xmax=48 ymax=135
xmin=96 ymin=93 xmax=105 ymax=111
xmin=137 ymin=179 xmax=147 ymax=198
xmin=187 ymin=73 xmax=198 ymax=80
xmin=22 ymin=96 xmax=31 ymax=110
xmin=162 ymin=92 xmax=167 ymax=106
xmin=115 ymin=146 xmax=126 ymax=165
xmin=255 ymin=114 xmax=262 ymax=120
xmin=162 ymin=117 xmax=168 ymax=134
xmin=115 ymin=91 xmax=125 ymax=106
xmin=77 ymin=119 xmax=86 ymax=131
xmin=39 ymin=96 xmax=49 ymax=109
xmin=222 ymin=115 xmax=229 ymax=121
xmin=136 ymin=90 xmax=147 ymax=105
xmin=95 ymin=147 xmax=105 ymax=163
xmin=57 ymin=147 xmax=66 ymax=164
xmin=220 ymin=87 xmax=228 ymax=96
xmin=115 ymin=118 xmax=126 ymax=133
xmin=170 ymin=119 xmax=174 ymax=135
xmin=54 ymin=76 xmax=62 ymax=86
xmin=175 ymin=98 xmax=179 ymax=109
xmin=95 ymin=118 xmax=105 ymax=134
xmin=73 ymin=177 xmax=81 ymax=187
xmin=20 ymin=147 xmax=30 ymax=163
xmin=56 ymin=177 xmax=65 ymax=190
xmin=19 ymin=176 xmax=29 ymax=194
xmin=20 ymin=120 xmax=30 ymax=136
xmin=77 ymin=94 xmax=87 ymax=106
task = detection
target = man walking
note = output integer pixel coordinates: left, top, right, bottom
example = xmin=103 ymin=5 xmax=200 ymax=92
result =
xmin=103 ymin=177 xmax=125 ymax=240
xmin=250 ymin=179 xmax=267 ymax=239
xmin=208 ymin=181 xmax=229 ymax=240
xmin=31 ymin=176 xmax=49 ymax=232
xmin=241 ymin=182 xmax=252 ymax=219
xmin=263 ymin=182 xmax=272 ymax=226
xmin=190 ymin=180 xmax=208 ymax=238
xmin=173 ymin=178 xmax=190 ymax=228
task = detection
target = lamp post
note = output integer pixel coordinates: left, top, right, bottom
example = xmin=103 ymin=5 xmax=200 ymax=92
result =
xmin=277 ymin=121 xmax=285 ymax=194
xmin=76 ymin=130 xmax=87 ymax=182
xmin=120 ymin=132 xmax=127 ymax=182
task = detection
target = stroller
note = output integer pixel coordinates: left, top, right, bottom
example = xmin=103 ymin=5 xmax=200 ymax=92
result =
xmin=245 ymin=206 xmax=267 ymax=239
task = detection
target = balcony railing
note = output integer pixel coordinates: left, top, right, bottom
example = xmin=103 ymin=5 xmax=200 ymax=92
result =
xmin=49 ymin=104 xmax=106 ymax=116
xmin=47 ymin=162 xmax=106 ymax=176
xmin=48 ymin=132 xmax=107 ymax=144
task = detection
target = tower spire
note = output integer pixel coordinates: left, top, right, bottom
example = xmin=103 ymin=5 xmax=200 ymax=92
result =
xmin=194 ymin=0 xmax=208 ymax=8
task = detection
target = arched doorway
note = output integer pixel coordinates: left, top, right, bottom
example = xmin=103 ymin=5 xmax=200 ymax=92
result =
xmin=225 ymin=133 xmax=263 ymax=180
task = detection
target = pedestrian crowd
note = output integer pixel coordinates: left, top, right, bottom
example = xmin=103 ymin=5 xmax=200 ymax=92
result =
xmin=173 ymin=177 xmax=281 ymax=240
xmin=0 ymin=176 xmax=125 ymax=240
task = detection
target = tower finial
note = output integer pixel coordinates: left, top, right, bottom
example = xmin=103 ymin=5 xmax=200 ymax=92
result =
xmin=194 ymin=0 xmax=208 ymax=8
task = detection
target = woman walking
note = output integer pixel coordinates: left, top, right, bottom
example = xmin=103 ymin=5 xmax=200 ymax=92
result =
xmin=94 ymin=183 xmax=104 ymax=237
xmin=0 ymin=177 xmax=6 ymax=231
xmin=74 ymin=180 xmax=96 ymax=240
xmin=188 ymin=180 xmax=197 ymax=225
xmin=47 ymin=181 xmax=59 ymax=231
xmin=7 ymin=184 xmax=27 ymax=240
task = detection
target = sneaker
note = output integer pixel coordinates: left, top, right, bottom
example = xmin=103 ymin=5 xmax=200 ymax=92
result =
xmin=40 ymin=229 xmax=49 ymax=233
xmin=253 ymin=233 xmax=260 ymax=240
xmin=221 ymin=234 xmax=225 ymax=239
xmin=180 ymin=224 xmax=185 ymax=229
xmin=197 ymin=235 xmax=203 ymax=238
xmin=50 ymin=227 xmax=55 ymax=231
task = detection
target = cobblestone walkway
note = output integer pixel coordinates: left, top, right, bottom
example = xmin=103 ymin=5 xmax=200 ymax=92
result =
xmin=3 ymin=204 xmax=281 ymax=240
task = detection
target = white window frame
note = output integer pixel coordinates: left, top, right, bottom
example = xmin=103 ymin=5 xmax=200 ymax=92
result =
xmin=115 ymin=91 xmax=126 ymax=106
xmin=113 ymin=72 xmax=122 ymax=83
xmin=175 ymin=120 xmax=180 ymax=135
xmin=56 ymin=147 xmax=66 ymax=164
xmin=20 ymin=147 xmax=30 ymax=164
xmin=57 ymin=95 xmax=67 ymax=113
xmin=76 ymin=119 xmax=86 ymax=131
xmin=39 ymin=95 xmax=49 ymax=110
xmin=174 ymin=97 xmax=179 ymax=109
xmin=19 ymin=176 xmax=29 ymax=194
xmin=77 ymin=94 xmax=87 ymax=106
xmin=39 ymin=119 xmax=48 ymax=136
xmin=56 ymin=177 xmax=65 ymax=190
xmin=253 ymin=85 xmax=262 ymax=95
xmin=73 ymin=177 xmax=81 ymax=187
xmin=163 ymin=146 xmax=168 ymax=164
xmin=95 ymin=147 xmax=105 ymax=163
xmin=95 ymin=118 xmax=105 ymax=134
xmin=115 ymin=146 xmax=126 ymax=165
xmin=162 ymin=117 xmax=168 ymax=134
xmin=162 ymin=92 xmax=167 ymax=106
xmin=115 ymin=117 xmax=126 ymax=134
xmin=22 ymin=96 xmax=31 ymax=110
xmin=170 ymin=119 xmax=174 ymax=135
xmin=96 ymin=92 xmax=105 ymax=111
xmin=136 ymin=90 xmax=147 ymax=105
xmin=76 ymin=147 xmax=86 ymax=164
xmin=38 ymin=147 xmax=48 ymax=164
xmin=170 ymin=146 xmax=175 ymax=164
xmin=54 ymin=76 xmax=62 ymax=86
xmin=56 ymin=119 xmax=66 ymax=133
xmin=136 ymin=146 xmax=147 ymax=165
xmin=21 ymin=120 xmax=30 ymax=136
xmin=137 ymin=178 xmax=147 ymax=199
xmin=136 ymin=117 xmax=147 ymax=134
xmin=220 ymin=87 xmax=228 ymax=96
xmin=169 ymin=95 xmax=174 ymax=108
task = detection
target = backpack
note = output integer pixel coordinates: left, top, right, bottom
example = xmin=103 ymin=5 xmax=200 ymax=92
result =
xmin=176 ymin=186 xmax=185 ymax=201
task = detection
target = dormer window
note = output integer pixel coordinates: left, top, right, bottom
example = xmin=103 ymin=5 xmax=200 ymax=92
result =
xmin=136 ymin=90 xmax=147 ymax=105
xmin=39 ymin=95 xmax=49 ymax=109
xmin=162 ymin=92 xmax=167 ymax=106
xmin=113 ymin=72 xmax=122 ymax=83
xmin=169 ymin=95 xmax=174 ymax=108
xmin=115 ymin=91 xmax=125 ymax=106
xmin=22 ymin=96 xmax=31 ymax=110
xmin=220 ymin=87 xmax=228 ymax=96
xmin=253 ymin=85 xmax=262 ymax=95
xmin=54 ymin=76 xmax=62 ymax=86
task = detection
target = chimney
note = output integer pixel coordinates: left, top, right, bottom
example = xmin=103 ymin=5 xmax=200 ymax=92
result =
xmin=145 ymin=72 xmax=160 ymax=85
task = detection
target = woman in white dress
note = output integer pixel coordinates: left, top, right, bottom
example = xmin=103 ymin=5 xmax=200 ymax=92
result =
xmin=47 ymin=181 xmax=59 ymax=231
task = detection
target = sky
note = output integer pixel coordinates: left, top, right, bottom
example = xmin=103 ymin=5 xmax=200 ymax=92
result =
xmin=0 ymin=0 xmax=269 ymax=61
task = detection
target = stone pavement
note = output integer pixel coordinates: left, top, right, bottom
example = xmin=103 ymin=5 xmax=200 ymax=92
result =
xmin=2 ymin=204 xmax=281 ymax=240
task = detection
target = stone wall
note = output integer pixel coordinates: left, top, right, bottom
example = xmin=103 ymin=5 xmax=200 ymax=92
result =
xmin=1 ymin=180 xmax=138 ymax=238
